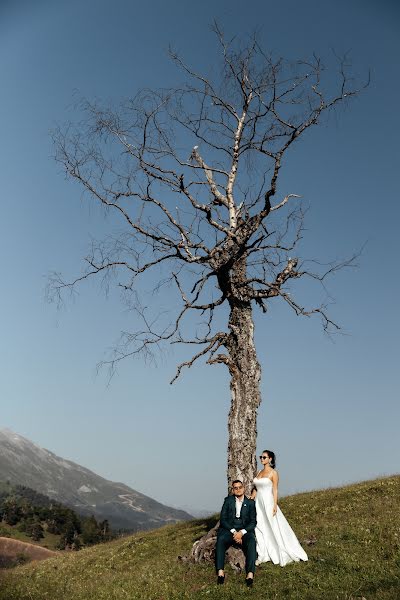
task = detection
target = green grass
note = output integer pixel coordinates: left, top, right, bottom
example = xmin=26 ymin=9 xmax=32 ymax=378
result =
xmin=0 ymin=476 xmax=399 ymax=600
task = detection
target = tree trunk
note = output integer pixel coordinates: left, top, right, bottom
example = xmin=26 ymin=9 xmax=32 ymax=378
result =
xmin=188 ymin=259 xmax=262 ymax=566
xmin=225 ymin=299 xmax=261 ymax=495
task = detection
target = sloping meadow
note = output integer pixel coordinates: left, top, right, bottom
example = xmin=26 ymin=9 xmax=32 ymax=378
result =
xmin=0 ymin=476 xmax=399 ymax=600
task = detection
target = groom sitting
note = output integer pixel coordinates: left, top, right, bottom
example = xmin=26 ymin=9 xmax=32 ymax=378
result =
xmin=215 ymin=480 xmax=257 ymax=587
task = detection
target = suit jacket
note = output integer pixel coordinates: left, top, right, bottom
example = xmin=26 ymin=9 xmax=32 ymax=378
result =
xmin=219 ymin=494 xmax=256 ymax=534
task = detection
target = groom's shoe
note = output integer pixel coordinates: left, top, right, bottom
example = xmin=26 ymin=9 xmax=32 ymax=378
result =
xmin=245 ymin=576 xmax=254 ymax=587
xmin=217 ymin=575 xmax=225 ymax=585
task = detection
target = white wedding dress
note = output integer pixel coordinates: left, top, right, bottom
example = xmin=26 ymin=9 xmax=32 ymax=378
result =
xmin=253 ymin=474 xmax=308 ymax=566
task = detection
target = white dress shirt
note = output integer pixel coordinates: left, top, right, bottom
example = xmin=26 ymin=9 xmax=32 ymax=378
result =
xmin=230 ymin=496 xmax=247 ymax=535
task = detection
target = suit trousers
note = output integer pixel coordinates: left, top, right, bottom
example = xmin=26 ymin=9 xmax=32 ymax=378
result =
xmin=215 ymin=529 xmax=257 ymax=574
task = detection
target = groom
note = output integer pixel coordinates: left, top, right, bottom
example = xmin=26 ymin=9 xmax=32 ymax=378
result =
xmin=215 ymin=480 xmax=257 ymax=587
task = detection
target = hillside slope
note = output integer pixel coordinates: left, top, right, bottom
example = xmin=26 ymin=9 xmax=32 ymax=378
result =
xmin=0 ymin=428 xmax=191 ymax=530
xmin=0 ymin=476 xmax=398 ymax=600
xmin=0 ymin=537 xmax=57 ymax=568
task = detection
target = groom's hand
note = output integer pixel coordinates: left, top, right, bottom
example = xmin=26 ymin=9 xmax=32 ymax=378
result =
xmin=233 ymin=531 xmax=243 ymax=544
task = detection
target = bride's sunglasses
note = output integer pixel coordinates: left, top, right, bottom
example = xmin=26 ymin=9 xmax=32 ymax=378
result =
xmin=260 ymin=455 xmax=269 ymax=460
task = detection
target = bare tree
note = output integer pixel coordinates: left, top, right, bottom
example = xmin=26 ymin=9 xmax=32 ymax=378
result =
xmin=50 ymin=29 xmax=365 ymax=496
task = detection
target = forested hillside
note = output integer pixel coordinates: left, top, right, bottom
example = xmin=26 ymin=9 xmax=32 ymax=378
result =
xmin=0 ymin=481 xmax=113 ymax=552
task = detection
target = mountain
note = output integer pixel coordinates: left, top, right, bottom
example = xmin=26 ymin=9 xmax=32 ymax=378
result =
xmin=0 ymin=428 xmax=191 ymax=531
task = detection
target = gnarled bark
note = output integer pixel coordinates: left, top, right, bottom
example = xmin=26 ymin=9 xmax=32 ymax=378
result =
xmin=226 ymin=300 xmax=261 ymax=495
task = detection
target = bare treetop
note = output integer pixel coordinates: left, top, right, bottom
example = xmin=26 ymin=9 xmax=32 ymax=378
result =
xmin=50 ymin=29 xmax=366 ymax=491
xmin=52 ymin=33 xmax=363 ymax=384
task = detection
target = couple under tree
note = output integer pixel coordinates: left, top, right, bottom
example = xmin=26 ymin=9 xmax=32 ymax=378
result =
xmin=215 ymin=450 xmax=308 ymax=586
xmin=50 ymin=28 xmax=362 ymax=587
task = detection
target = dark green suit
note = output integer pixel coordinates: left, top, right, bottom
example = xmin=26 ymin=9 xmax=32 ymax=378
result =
xmin=215 ymin=495 xmax=257 ymax=574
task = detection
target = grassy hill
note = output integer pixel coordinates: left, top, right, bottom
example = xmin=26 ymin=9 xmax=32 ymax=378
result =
xmin=0 ymin=476 xmax=399 ymax=600
xmin=0 ymin=537 xmax=58 ymax=568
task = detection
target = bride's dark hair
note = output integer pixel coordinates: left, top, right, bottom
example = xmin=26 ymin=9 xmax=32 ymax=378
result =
xmin=263 ymin=450 xmax=276 ymax=469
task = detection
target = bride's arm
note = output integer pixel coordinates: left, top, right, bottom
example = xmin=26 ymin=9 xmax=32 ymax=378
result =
xmin=272 ymin=471 xmax=279 ymax=515
xmin=250 ymin=470 xmax=261 ymax=499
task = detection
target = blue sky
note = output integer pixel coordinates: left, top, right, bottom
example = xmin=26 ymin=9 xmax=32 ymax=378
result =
xmin=0 ymin=0 xmax=399 ymax=514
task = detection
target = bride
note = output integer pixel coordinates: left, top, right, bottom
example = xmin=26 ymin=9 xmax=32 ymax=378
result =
xmin=251 ymin=449 xmax=308 ymax=566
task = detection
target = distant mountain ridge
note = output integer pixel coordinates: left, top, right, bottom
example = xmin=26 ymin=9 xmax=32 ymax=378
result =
xmin=0 ymin=428 xmax=191 ymax=531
